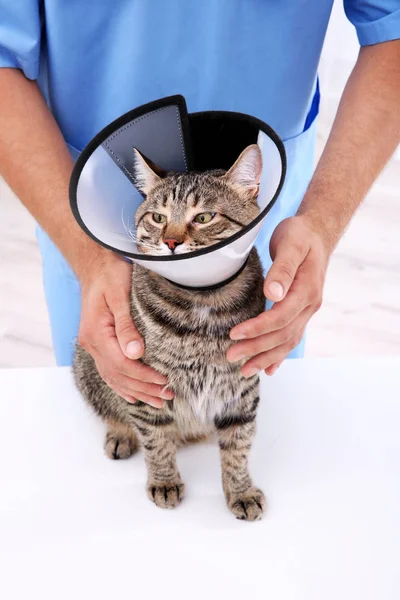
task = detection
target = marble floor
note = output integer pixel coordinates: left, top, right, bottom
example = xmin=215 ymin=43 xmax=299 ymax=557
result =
xmin=0 ymin=6 xmax=400 ymax=368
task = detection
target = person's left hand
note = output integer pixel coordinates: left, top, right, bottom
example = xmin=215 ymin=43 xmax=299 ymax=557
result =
xmin=227 ymin=215 xmax=330 ymax=376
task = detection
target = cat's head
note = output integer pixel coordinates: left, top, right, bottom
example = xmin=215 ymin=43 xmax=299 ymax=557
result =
xmin=132 ymin=144 xmax=262 ymax=256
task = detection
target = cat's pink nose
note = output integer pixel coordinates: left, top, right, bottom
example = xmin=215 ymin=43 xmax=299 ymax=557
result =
xmin=164 ymin=238 xmax=183 ymax=251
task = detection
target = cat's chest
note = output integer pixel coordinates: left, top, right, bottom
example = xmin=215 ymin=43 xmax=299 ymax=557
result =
xmin=192 ymin=305 xmax=212 ymax=323
xmin=131 ymin=280 xmax=250 ymax=419
xmin=134 ymin=293 xmax=235 ymax=365
xmin=142 ymin=312 xmax=242 ymax=422
xmin=143 ymin=310 xmax=234 ymax=368
xmin=170 ymin=360 xmax=243 ymax=426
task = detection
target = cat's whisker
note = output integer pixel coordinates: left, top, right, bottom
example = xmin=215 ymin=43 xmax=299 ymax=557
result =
xmin=106 ymin=230 xmax=136 ymax=243
xmin=106 ymin=230 xmax=159 ymax=252
xmin=129 ymin=233 xmax=156 ymax=247
xmin=119 ymin=213 xmax=158 ymax=250
xmin=121 ymin=207 xmax=132 ymax=234
xmin=124 ymin=229 xmax=160 ymax=252
xmin=121 ymin=208 xmax=146 ymax=245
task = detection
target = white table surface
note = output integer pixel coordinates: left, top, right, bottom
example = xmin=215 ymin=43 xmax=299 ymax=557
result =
xmin=1 ymin=358 xmax=399 ymax=600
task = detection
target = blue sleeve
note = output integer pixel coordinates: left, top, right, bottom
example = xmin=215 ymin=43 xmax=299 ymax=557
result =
xmin=344 ymin=1 xmax=400 ymax=46
xmin=0 ymin=1 xmax=42 ymax=79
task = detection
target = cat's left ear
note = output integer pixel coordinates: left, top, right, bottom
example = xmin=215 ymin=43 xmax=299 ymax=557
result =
xmin=224 ymin=144 xmax=263 ymax=198
xmin=132 ymin=148 xmax=167 ymax=196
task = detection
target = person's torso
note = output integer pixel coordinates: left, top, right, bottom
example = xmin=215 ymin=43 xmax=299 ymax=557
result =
xmin=39 ymin=0 xmax=334 ymax=149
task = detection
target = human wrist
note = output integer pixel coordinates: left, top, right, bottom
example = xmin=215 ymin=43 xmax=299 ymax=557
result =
xmin=71 ymin=240 xmax=122 ymax=286
xmin=296 ymin=194 xmax=344 ymax=258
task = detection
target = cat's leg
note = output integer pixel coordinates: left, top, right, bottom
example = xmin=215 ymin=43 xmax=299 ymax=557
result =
xmin=215 ymin=383 xmax=266 ymax=521
xmin=104 ymin=419 xmax=138 ymax=460
xmin=132 ymin=414 xmax=184 ymax=509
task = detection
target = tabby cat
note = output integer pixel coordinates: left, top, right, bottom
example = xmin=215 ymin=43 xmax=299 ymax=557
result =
xmin=73 ymin=144 xmax=267 ymax=520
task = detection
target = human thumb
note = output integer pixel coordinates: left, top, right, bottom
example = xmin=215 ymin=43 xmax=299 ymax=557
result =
xmin=264 ymin=243 xmax=307 ymax=302
xmin=113 ymin=301 xmax=144 ymax=359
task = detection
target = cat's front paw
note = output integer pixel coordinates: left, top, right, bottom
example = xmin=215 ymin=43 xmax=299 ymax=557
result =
xmin=104 ymin=429 xmax=137 ymax=460
xmin=227 ymin=487 xmax=266 ymax=521
xmin=147 ymin=481 xmax=185 ymax=509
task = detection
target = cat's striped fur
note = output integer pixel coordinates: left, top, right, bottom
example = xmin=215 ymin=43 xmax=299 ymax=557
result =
xmin=73 ymin=144 xmax=267 ymax=520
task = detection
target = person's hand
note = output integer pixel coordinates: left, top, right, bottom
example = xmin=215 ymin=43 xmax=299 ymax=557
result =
xmin=227 ymin=215 xmax=330 ymax=376
xmin=77 ymin=252 xmax=173 ymax=408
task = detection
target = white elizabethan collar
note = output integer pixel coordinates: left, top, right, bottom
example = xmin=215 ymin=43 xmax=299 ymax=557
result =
xmin=69 ymin=95 xmax=286 ymax=290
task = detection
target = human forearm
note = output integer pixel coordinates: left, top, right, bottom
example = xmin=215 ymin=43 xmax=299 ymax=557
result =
xmin=229 ymin=40 xmax=400 ymax=374
xmin=0 ymin=68 xmax=110 ymax=280
xmin=0 ymin=69 xmax=173 ymax=402
xmin=298 ymin=40 xmax=400 ymax=254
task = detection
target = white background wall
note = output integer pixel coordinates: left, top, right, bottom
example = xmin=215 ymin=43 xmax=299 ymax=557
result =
xmin=0 ymin=2 xmax=399 ymax=367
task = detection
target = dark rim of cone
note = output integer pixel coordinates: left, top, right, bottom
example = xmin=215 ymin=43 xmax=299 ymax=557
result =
xmin=69 ymin=95 xmax=287 ymax=263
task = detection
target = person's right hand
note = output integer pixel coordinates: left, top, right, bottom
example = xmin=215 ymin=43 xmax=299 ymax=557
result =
xmin=77 ymin=252 xmax=174 ymax=409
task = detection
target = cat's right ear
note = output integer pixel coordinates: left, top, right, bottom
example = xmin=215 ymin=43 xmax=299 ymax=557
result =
xmin=132 ymin=148 xmax=166 ymax=196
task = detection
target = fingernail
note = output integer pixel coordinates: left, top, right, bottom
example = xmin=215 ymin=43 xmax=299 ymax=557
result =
xmin=123 ymin=396 xmax=137 ymax=404
xmin=161 ymin=387 xmax=174 ymax=400
xmin=266 ymin=366 xmax=278 ymax=376
xmin=228 ymin=353 xmax=247 ymax=363
xmin=244 ymin=368 xmax=260 ymax=378
xmin=268 ymin=282 xmax=284 ymax=300
xmin=125 ymin=340 xmax=143 ymax=359
xmin=230 ymin=330 xmax=248 ymax=341
xmin=269 ymin=360 xmax=284 ymax=375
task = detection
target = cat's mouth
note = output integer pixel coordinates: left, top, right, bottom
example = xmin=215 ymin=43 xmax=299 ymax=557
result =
xmin=170 ymin=242 xmax=194 ymax=255
xmin=158 ymin=242 xmax=200 ymax=256
xmin=137 ymin=240 xmax=213 ymax=256
xmin=137 ymin=242 xmax=189 ymax=256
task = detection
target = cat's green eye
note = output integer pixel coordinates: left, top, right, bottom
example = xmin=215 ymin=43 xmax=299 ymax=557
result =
xmin=152 ymin=213 xmax=167 ymax=224
xmin=193 ymin=212 xmax=216 ymax=224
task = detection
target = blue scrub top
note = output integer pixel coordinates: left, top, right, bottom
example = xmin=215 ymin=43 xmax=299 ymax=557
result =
xmin=1 ymin=1 xmax=399 ymax=149
xmin=1 ymin=1 xmax=399 ymax=366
